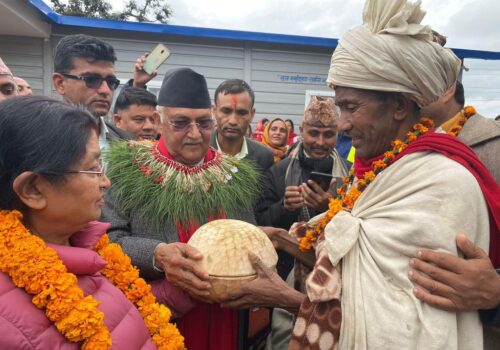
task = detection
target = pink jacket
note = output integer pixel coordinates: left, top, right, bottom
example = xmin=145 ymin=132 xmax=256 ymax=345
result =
xmin=0 ymin=221 xmax=193 ymax=349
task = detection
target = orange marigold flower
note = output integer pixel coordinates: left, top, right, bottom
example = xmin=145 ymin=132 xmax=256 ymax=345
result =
xmin=405 ymin=132 xmax=417 ymax=141
xmin=391 ymin=139 xmax=404 ymax=149
xmin=364 ymin=171 xmax=376 ymax=182
xmin=413 ymin=124 xmax=429 ymax=134
xmin=419 ymin=117 xmax=434 ymax=128
xmin=463 ymin=106 xmax=476 ymax=116
xmin=372 ymin=160 xmax=387 ymax=171
xmin=383 ymin=151 xmax=395 ymax=161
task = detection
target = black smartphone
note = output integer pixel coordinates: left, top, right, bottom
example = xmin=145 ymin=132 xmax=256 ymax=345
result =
xmin=308 ymin=171 xmax=334 ymax=192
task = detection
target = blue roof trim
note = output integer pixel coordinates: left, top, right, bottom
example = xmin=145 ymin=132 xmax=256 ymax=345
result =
xmin=30 ymin=0 xmax=500 ymax=59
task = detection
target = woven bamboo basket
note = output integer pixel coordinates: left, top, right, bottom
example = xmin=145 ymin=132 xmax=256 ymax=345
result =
xmin=188 ymin=219 xmax=278 ymax=301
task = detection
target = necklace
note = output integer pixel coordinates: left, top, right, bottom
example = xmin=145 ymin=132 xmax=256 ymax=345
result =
xmin=299 ymin=117 xmax=435 ymax=252
xmin=0 ymin=210 xmax=184 ymax=349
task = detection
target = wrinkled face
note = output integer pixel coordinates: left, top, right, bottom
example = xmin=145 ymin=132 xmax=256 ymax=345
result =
xmin=213 ymin=92 xmax=255 ymax=141
xmin=13 ymin=77 xmax=32 ymax=96
xmin=335 ymin=86 xmax=399 ymax=159
xmin=160 ymin=106 xmax=213 ymax=165
xmin=0 ymin=75 xmax=18 ymax=101
xmin=268 ymin=120 xmax=288 ymax=147
xmin=114 ymin=104 xmax=159 ymax=140
xmin=300 ymin=123 xmax=337 ymax=160
xmin=53 ymin=58 xmax=116 ymax=117
xmin=36 ymin=131 xmax=111 ymax=234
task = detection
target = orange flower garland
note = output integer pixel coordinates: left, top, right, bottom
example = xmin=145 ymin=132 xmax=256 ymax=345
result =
xmin=0 ymin=210 xmax=184 ymax=350
xmin=94 ymin=235 xmax=185 ymax=350
xmin=299 ymin=117 xmax=435 ymax=252
xmin=446 ymin=106 xmax=476 ymax=137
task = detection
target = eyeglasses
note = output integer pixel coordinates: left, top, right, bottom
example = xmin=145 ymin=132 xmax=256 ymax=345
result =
xmin=43 ymin=159 xmax=107 ymax=177
xmin=60 ymin=73 xmax=121 ymax=90
xmin=167 ymin=119 xmax=215 ymax=132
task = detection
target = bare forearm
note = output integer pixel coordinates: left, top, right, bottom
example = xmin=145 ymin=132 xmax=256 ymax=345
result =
xmin=278 ymin=288 xmax=306 ymax=314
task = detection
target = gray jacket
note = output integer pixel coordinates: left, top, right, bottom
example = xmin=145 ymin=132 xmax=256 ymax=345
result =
xmin=102 ymin=183 xmax=256 ymax=282
xmin=458 ymin=114 xmax=500 ymax=183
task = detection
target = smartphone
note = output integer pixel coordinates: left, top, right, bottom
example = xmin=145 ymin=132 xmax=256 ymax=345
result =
xmin=142 ymin=43 xmax=171 ymax=75
xmin=308 ymin=171 xmax=334 ymax=192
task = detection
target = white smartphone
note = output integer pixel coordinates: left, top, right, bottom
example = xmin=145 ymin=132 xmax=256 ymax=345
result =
xmin=142 ymin=43 xmax=171 ymax=75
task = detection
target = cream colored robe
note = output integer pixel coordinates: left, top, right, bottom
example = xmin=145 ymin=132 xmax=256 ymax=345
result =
xmin=324 ymin=152 xmax=490 ymax=349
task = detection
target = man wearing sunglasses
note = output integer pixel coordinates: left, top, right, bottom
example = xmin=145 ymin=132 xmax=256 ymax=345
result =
xmin=102 ymin=68 xmax=261 ymax=350
xmin=52 ymin=34 xmax=132 ymax=149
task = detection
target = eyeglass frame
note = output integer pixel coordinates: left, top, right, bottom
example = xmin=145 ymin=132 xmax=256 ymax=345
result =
xmin=166 ymin=119 xmax=215 ymax=133
xmin=59 ymin=73 xmax=121 ymax=91
xmin=41 ymin=158 xmax=107 ymax=177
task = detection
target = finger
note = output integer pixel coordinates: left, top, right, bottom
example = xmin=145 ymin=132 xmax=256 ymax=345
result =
xmin=183 ymin=267 xmax=212 ymax=287
xmin=181 ymin=244 xmax=204 ymax=260
xmin=410 ymin=258 xmax=459 ymax=286
xmin=286 ymin=196 xmax=304 ymax=205
xmin=456 ymin=234 xmax=488 ymax=260
xmin=408 ymin=269 xmax=456 ymax=297
xmin=306 ymin=180 xmax=324 ymax=194
xmin=415 ymin=250 xmax=464 ymax=274
xmin=248 ymin=252 xmax=272 ymax=278
xmin=413 ymin=287 xmax=458 ymax=312
xmin=175 ymin=279 xmax=211 ymax=296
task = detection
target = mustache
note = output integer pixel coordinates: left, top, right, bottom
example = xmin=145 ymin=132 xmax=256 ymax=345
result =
xmin=222 ymin=125 xmax=242 ymax=132
xmin=310 ymin=146 xmax=330 ymax=152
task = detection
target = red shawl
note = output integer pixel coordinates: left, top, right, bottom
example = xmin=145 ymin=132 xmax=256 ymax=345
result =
xmin=157 ymin=137 xmax=238 ymax=350
xmin=395 ymin=132 xmax=500 ymax=268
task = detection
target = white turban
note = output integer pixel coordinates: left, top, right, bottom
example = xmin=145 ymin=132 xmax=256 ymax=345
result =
xmin=327 ymin=0 xmax=461 ymax=107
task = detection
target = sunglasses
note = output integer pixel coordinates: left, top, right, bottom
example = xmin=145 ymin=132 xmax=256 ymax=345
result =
xmin=167 ymin=119 xmax=215 ymax=132
xmin=61 ymin=73 xmax=121 ymax=90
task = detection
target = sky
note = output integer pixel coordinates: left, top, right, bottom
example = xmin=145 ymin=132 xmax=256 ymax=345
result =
xmin=74 ymin=0 xmax=500 ymax=117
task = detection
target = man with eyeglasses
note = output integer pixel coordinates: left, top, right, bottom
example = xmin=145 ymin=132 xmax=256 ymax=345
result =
xmin=52 ymin=34 xmax=132 ymax=150
xmin=102 ymin=67 xmax=261 ymax=350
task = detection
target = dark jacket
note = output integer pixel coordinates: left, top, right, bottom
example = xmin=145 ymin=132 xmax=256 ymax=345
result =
xmin=210 ymin=131 xmax=274 ymax=174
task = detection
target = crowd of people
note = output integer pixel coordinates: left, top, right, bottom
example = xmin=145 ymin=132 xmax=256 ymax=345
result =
xmin=0 ymin=0 xmax=499 ymax=349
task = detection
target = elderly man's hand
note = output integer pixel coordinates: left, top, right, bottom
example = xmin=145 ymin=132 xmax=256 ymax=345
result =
xmin=133 ymin=53 xmax=158 ymax=88
xmin=284 ymin=185 xmax=304 ymax=212
xmin=220 ymin=253 xmax=305 ymax=313
xmin=300 ymin=180 xmax=333 ymax=212
xmin=259 ymin=226 xmax=288 ymax=249
xmin=409 ymin=234 xmax=500 ymax=311
xmin=154 ymin=242 xmax=211 ymax=300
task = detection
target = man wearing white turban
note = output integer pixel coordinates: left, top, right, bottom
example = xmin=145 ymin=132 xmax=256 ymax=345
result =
xmin=220 ymin=1 xmax=500 ymax=349
xmin=285 ymin=0 xmax=500 ymax=349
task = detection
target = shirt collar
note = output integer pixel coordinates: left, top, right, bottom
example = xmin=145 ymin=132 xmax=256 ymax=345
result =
xmin=215 ymin=133 xmax=248 ymax=160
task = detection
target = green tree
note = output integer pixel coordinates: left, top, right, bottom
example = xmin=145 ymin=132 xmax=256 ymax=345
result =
xmin=49 ymin=0 xmax=172 ymax=24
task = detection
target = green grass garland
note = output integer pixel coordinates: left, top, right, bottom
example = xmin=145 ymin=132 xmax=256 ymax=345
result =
xmin=105 ymin=141 xmax=260 ymax=229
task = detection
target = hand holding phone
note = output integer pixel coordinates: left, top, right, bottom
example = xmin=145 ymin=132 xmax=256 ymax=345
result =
xmin=308 ymin=171 xmax=334 ymax=192
xmin=142 ymin=43 xmax=171 ymax=75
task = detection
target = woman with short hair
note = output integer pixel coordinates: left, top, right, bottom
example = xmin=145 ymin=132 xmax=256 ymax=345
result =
xmin=0 ymin=96 xmax=186 ymax=349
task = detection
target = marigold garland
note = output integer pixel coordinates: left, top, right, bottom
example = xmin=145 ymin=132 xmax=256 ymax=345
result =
xmin=446 ymin=106 xmax=476 ymax=137
xmin=299 ymin=117 xmax=435 ymax=252
xmin=0 ymin=210 xmax=184 ymax=350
